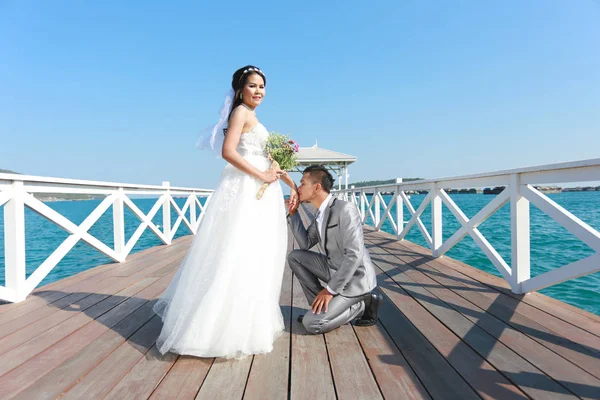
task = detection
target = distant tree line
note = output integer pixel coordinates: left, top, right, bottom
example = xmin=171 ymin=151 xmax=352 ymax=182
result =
xmin=1 ymin=168 xmax=103 ymax=201
xmin=348 ymin=178 xmax=424 ymax=188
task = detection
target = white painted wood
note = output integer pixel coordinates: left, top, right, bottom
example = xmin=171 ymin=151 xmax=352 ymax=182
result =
xmin=0 ymin=187 xmax=13 ymax=207
xmin=190 ymin=193 xmax=197 ymax=227
xmin=331 ymin=157 xmax=599 ymax=295
xmin=162 ymin=181 xmax=172 ymax=244
xmin=169 ymin=196 xmax=194 ymax=239
xmin=0 ymin=172 xmax=213 ymax=192
xmin=344 ymin=165 xmax=349 ymax=190
xmin=521 ymin=253 xmax=600 ymax=293
xmin=523 ymin=185 xmax=600 ymax=253
xmin=0 ymin=174 xmax=211 ymax=302
xmin=471 ymin=227 xmax=513 ymax=282
xmin=0 ymin=286 xmax=17 ymax=303
xmin=397 ymin=191 xmax=433 ymax=248
xmin=510 ymin=174 xmax=531 ymax=294
xmin=22 ymin=194 xmax=119 ymax=294
xmin=364 ymin=192 xmax=377 ymax=225
xmin=122 ymin=196 xmax=168 ymax=253
xmin=375 ymin=192 xmax=398 ymax=234
xmin=431 ymin=185 xmax=443 ymax=257
xmin=396 ymin=188 xmax=404 ymax=238
xmin=4 ymin=181 xmax=27 ymax=302
xmin=374 ymin=190 xmax=381 ymax=229
xmin=113 ymin=188 xmax=126 ymax=261
xmin=360 ymin=190 xmax=365 ymax=220
xmin=436 ymin=190 xmax=510 ymax=257
xmin=521 ymin=164 xmax=600 ymax=185
xmin=332 ymin=158 xmax=600 ymax=194
xmin=437 ymin=188 xmax=512 ymax=281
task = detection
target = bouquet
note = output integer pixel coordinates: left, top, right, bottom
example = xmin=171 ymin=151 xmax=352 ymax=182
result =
xmin=256 ymin=133 xmax=300 ymax=199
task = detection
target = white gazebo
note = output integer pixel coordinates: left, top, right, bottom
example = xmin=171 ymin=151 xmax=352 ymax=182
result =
xmin=292 ymin=142 xmax=357 ymax=190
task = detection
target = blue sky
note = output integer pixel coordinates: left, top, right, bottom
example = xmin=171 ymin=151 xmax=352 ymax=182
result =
xmin=1 ymin=0 xmax=599 ymax=189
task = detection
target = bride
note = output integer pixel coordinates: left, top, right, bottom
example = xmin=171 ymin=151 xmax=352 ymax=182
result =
xmin=153 ymin=65 xmax=299 ymax=359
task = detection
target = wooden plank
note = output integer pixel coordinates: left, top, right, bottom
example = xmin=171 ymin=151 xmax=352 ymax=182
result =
xmin=0 ymin=292 xmax=110 ymax=354
xmin=0 ymin=237 xmax=189 ymax=326
xmin=0 ymin=255 xmax=182 ymax=369
xmin=149 ymin=356 xmax=213 ymax=400
xmin=0 ymin=248 xmax=185 ymax=349
xmin=325 ymin=324 xmax=383 ymax=399
xmin=367 ymin=242 xmax=580 ymax=400
xmin=194 ymin=357 xmax=253 ymax=400
xmin=0 ymin=237 xmax=172 ymax=314
xmin=103 ymin=343 xmax=179 ymax=400
xmin=371 ymin=236 xmax=600 ymax=381
xmin=375 ymin=267 xmax=527 ymax=400
xmin=0 ymin=294 xmax=135 ymax=378
xmin=374 ymin=287 xmax=479 ymax=400
xmin=0 ymin=236 xmax=189 ymax=322
xmin=11 ymin=296 xmax=165 ymax=400
xmin=399 ymin=234 xmax=600 ymax=336
xmin=353 ymin=322 xmax=432 ymax=400
xmin=0 ymin=267 xmax=175 ymax=399
xmin=0 ymin=242 xmax=187 ymax=340
xmin=370 ymin=234 xmax=600 ymax=353
xmin=244 ymin=251 xmax=293 ymax=400
xmin=289 ymin=275 xmax=336 ymax=400
xmin=60 ymin=316 xmax=165 ymax=400
xmin=0 ymin=276 xmax=130 ymax=338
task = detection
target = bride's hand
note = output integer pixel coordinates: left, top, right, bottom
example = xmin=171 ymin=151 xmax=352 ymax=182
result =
xmin=262 ymin=169 xmax=280 ymax=183
xmin=288 ymin=189 xmax=300 ymax=215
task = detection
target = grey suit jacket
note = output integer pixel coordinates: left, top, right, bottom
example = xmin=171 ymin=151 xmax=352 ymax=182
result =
xmin=288 ymin=197 xmax=377 ymax=297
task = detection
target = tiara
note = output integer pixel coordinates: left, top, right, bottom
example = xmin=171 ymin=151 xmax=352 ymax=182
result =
xmin=239 ymin=67 xmax=265 ymax=82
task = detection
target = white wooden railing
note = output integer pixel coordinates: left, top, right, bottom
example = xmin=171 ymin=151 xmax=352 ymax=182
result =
xmin=335 ymin=158 xmax=600 ymax=295
xmin=0 ymin=173 xmax=213 ymax=303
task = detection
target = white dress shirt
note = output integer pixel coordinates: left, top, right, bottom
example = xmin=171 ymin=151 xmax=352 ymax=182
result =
xmin=315 ymin=194 xmax=337 ymax=295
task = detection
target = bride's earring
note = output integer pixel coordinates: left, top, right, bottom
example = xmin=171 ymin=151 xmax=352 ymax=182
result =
xmin=239 ymin=93 xmax=243 ymax=100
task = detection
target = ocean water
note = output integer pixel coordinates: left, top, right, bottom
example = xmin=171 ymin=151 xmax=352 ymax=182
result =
xmin=0 ymin=197 xmax=204 ymax=288
xmin=365 ymin=191 xmax=600 ymax=316
xmin=1 ymin=193 xmax=599 ymax=316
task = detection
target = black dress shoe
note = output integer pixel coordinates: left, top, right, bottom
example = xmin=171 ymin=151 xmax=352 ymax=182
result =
xmin=297 ymin=315 xmax=304 ymax=323
xmin=355 ymin=291 xmax=383 ymax=327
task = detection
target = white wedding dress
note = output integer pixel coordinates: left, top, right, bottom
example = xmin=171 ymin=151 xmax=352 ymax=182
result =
xmin=153 ymin=123 xmax=288 ymax=359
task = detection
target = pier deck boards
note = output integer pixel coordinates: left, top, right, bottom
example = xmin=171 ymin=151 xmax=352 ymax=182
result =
xmin=1 ymin=228 xmax=599 ymax=399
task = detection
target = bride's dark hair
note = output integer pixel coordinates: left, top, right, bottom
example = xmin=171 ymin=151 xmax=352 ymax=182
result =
xmin=228 ymin=65 xmax=266 ymax=120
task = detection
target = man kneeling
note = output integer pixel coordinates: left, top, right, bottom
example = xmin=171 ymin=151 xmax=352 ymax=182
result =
xmin=286 ymin=165 xmax=382 ymax=334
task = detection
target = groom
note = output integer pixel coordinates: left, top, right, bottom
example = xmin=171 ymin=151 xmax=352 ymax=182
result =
xmin=286 ymin=165 xmax=382 ymax=334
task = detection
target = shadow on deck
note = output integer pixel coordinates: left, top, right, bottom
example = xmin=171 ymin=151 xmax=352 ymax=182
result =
xmin=0 ymin=227 xmax=599 ymax=399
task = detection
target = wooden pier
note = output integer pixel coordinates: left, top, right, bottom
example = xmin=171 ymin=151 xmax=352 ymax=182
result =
xmin=0 ymin=227 xmax=599 ymax=399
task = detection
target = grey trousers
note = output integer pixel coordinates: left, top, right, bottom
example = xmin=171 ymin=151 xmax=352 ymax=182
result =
xmin=288 ymin=249 xmax=365 ymax=334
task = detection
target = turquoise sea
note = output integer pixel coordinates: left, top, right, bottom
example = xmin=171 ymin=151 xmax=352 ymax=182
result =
xmin=367 ymin=191 xmax=600 ymax=316
xmin=0 ymin=197 xmax=203 ymax=289
xmin=0 ymin=193 xmax=599 ymax=316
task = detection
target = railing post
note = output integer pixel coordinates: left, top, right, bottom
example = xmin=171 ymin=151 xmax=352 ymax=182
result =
xmin=162 ymin=181 xmax=172 ymax=244
xmin=190 ymin=192 xmax=197 ymax=228
xmin=360 ymin=189 xmax=365 ymax=221
xmin=510 ymin=174 xmax=530 ymax=293
xmin=431 ymin=183 xmax=443 ymax=257
xmin=374 ymin=189 xmax=381 ymax=229
xmin=396 ymin=179 xmax=404 ymax=237
xmin=4 ymin=181 xmax=27 ymax=302
xmin=113 ymin=187 xmax=126 ymax=262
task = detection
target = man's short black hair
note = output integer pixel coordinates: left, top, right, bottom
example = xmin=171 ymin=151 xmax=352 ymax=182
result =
xmin=303 ymin=165 xmax=335 ymax=193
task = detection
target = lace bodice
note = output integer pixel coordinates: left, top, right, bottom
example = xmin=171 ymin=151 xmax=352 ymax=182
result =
xmin=236 ymin=123 xmax=269 ymax=157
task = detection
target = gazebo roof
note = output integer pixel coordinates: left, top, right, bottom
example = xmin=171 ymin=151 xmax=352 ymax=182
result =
xmin=296 ymin=144 xmax=357 ymax=166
